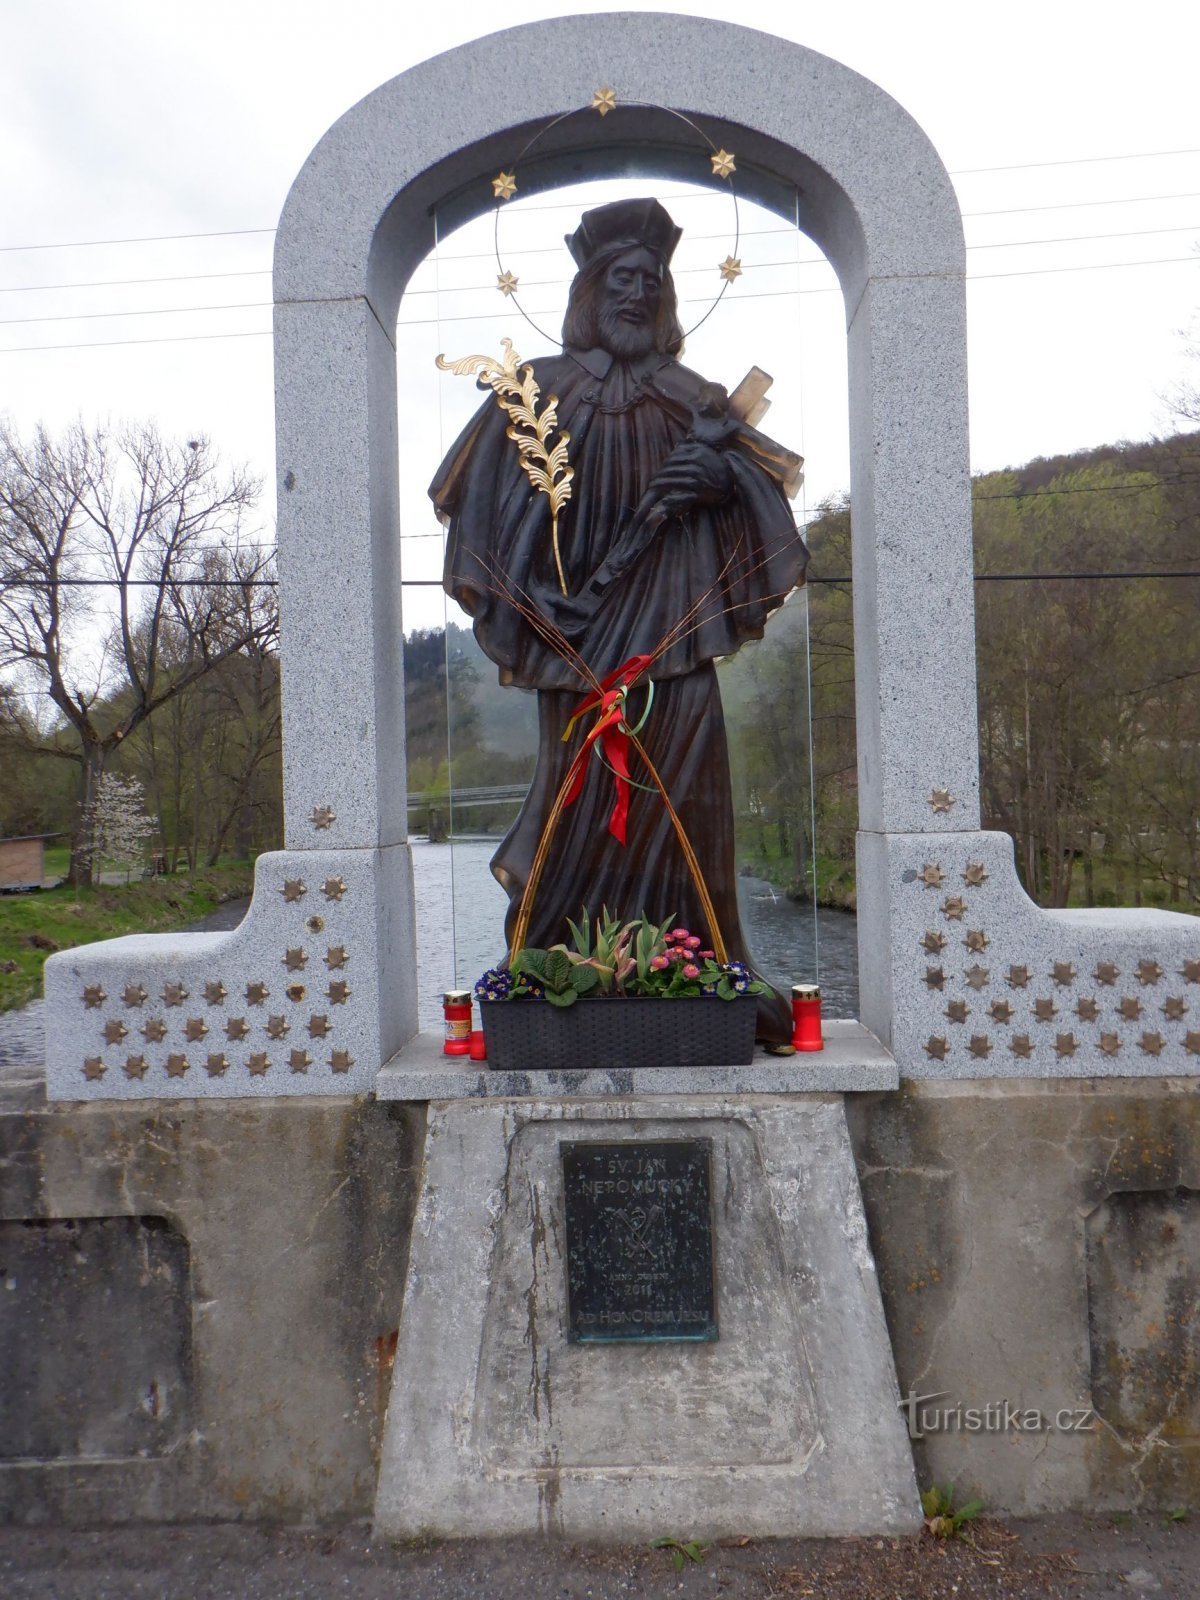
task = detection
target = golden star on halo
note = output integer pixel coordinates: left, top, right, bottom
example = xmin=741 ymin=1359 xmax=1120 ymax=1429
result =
xmin=497 ymin=271 xmax=519 ymax=297
xmin=492 ymin=171 xmax=517 ymax=201
xmin=718 ymin=255 xmax=743 ymax=284
xmin=710 ymin=149 xmax=736 ymax=178
xmin=591 ymin=86 xmax=617 ymax=116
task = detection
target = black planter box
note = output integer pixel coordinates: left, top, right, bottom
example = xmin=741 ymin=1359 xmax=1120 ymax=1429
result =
xmin=479 ymin=995 xmax=758 ymax=1072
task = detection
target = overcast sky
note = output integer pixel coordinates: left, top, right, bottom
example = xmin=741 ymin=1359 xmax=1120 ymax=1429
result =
xmin=3 ymin=0 xmax=1199 ymax=636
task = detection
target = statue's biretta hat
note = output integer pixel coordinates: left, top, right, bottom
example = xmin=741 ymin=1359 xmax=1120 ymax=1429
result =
xmin=565 ymin=197 xmax=682 ymax=270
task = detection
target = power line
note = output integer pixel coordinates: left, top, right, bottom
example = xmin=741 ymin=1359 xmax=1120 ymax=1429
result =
xmin=0 ymin=301 xmax=270 ymax=329
xmin=950 ymin=146 xmax=1200 ymax=176
xmin=0 ymin=268 xmax=271 ymax=297
xmin=4 ymin=146 xmax=1200 ymax=257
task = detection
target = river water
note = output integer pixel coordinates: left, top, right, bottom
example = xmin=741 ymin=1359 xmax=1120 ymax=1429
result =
xmin=414 ymin=837 xmax=859 ymax=1035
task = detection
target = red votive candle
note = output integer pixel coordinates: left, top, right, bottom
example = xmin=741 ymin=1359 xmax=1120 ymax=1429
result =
xmin=443 ymin=989 xmax=472 ymax=1055
xmin=791 ymin=983 xmax=824 ymax=1052
xmin=468 ymin=1029 xmax=487 ymax=1062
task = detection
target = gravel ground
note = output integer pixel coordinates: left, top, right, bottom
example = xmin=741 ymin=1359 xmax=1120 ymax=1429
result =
xmin=0 ymin=1516 xmax=1197 ymax=1600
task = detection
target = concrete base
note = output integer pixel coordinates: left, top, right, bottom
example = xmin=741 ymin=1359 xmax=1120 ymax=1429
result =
xmin=374 ymin=1093 xmax=920 ymax=1540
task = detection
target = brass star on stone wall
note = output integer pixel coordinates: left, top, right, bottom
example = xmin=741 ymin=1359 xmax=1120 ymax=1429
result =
xmin=306 ymin=915 xmax=325 ymax=934
xmin=1033 ymin=998 xmax=1058 ymax=1023
xmin=929 ymin=789 xmax=955 ymax=814
xmin=246 ymin=981 xmax=269 ymax=1005
xmin=964 ymin=965 xmax=990 ymax=991
xmin=281 ymin=880 xmax=306 ymax=903
xmin=942 ymin=896 xmax=968 ymax=921
xmin=1183 ymin=959 xmax=1200 ymax=984
xmin=283 ymin=948 xmax=307 ymax=971
xmin=324 ymin=946 xmax=348 ymax=970
xmin=989 ymin=1000 xmax=1013 ymax=1024
xmin=1186 ymin=1031 xmax=1200 ymax=1055
xmin=496 ymin=271 xmax=519 ymax=296
xmin=922 ymin=931 xmax=947 ymax=954
xmin=591 ymin=86 xmax=617 ymax=115
xmin=308 ymin=1014 xmax=331 ymax=1039
xmin=184 ymin=1017 xmax=208 ymax=1042
xmin=142 ymin=1018 xmax=167 ymax=1043
xmin=82 ymin=1057 xmax=105 ymax=1081
xmin=322 ymin=876 xmax=347 ymax=901
xmin=103 ymin=1019 xmax=128 ymax=1045
xmin=202 ymin=981 xmax=226 ymax=1005
xmin=945 ymin=1000 xmax=969 ymax=1024
xmin=328 ymin=981 xmax=351 ymax=1005
xmin=165 ymin=1053 xmax=189 ymax=1078
xmin=82 ymin=985 xmax=106 ymax=1008
xmin=205 ymin=1053 xmax=229 ymax=1077
xmin=492 ymin=171 xmax=517 ymax=200
xmin=122 ymin=984 xmax=147 ymax=1008
xmin=311 ymin=805 xmax=336 ymax=830
xmin=329 ymin=1049 xmax=354 ymax=1073
xmin=1075 ymin=998 xmax=1099 ymax=1022
xmin=1137 ymin=959 xmax=1164 ymax=985
xmin=266 ymin=1015 xmax=290 ymax=1040
xmin=962 ymin=863 xmax=989 ymax=888
xmin=1052 ymin=962 xmax=1076 ymax=986
xmin=711 ymin=149 xmax=736 ymax=178
xmin=247 ymin=1052 xmax=270 ymax=1076
xmin=286 ymin=983 xmax=306 ymax=1003
xmin=123 ymin=1055 xmax=149 ymax=1079
xmin=1055 ymin=1033 xmax=1078 ymax=1057
xmin=718 ymin=256 xmax=742 ymax=283
xmin=162 ymin=982 xmax=187 ymax=1007
xmin=1139 ymin=1032 xmax=1165 ymax=1056
xmin=1094 ymin=962 xmax=1119 ymax=986
xmin=1007 ymin=966 xmax=1031 ymax=989
xmin=968 ymin=1035 xmax=992 ymax=1059
xmin=1164 ymin=996 xmax=1189 ymax=1021
xmin=225 ymin=1017 xmax=250 ymax=1041
xmin=289 ymin=1048 xmax=311 ymax=1073
xmin=924 ymin=1036 xmax=949 ymax=1060
xmin=919 ymin=864 xmax=944 ymax=890
xmin=924 ymin=966 xmax=946 ymax=990
xmin=1098 ymin=1033 xmax=1122 ymax=1057
xmin=965 ymin=930 xmax=990 ymax=954
xmin=1011 ymin=1035 xmax=1033 ymax=1059
xmin=1117 ymin=996 xmax=1142 ymax=1021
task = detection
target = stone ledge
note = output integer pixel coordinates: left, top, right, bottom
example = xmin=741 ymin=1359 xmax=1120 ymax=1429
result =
xmin=375 ymin=1017 xmax=898 ymax=1099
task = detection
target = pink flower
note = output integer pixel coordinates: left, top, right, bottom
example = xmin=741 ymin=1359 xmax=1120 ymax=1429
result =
xmin=670 ymin=927 xmax=689 ymax=941
xmin=649 ymin=955 xmax=669 ymax=971
xmin=683 ymin=963 xmax=700 ymax=979
xmin=685 ymin=935 xmax=701 ymax=949
xmin=670 ymin=948 xmax=687 ymax=962
xmin=699 ymin=950 xmax=715 ymax=959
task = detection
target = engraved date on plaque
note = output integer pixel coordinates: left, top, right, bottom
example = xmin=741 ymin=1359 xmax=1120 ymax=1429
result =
xmin=561 ymin=1139 xmax=717 ymax=1344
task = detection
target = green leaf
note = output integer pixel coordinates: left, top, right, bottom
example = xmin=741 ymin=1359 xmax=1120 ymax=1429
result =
xmin=566 ymin=911 xmax=589 ymax=957
xmin=955 ymin=1499 xmax=984 ymax=1523
xmin=571 ymin=964 xmax=600 ymax=994
xmin=920 ymin=1486 xmax=944 ymax=1518
xmin=671 ymin=1550 xmax=683 ymax=1572
xmin=513 ymin=948 xmax=547 ymax=980
xmin=544 ymin=986 xmax=577 ymax=1007
xmin=543 ymin=948 xmax=572 ymax=990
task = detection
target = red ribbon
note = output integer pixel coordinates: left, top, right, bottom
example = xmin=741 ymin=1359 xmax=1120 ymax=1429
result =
xmin=561 ymin=654 xmax=653 ymax=844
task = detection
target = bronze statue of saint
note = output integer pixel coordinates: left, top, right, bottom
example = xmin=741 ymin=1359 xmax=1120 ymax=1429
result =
xmin=431 ymin=198 xmax=808 ymax=1041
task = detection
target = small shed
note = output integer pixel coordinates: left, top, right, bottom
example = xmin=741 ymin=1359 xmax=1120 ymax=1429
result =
xmin=0 ymin=834 xmax=57 ymax=891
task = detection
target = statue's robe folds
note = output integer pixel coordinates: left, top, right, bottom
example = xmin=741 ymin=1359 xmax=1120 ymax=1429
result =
xmin=431 ymin=346 xmax=808 ymax=1041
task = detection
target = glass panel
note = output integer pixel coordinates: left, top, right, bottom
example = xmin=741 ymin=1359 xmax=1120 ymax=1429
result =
xmin=399 ymin=178 xmax=859 ymax=1024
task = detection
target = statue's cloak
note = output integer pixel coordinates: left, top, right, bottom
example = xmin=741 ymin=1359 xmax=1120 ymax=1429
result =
xmin=430 ymin=345 xmax=808 ymax=1040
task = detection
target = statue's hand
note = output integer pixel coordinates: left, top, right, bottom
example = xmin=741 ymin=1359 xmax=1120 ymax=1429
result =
xmin=643 ymin=440 xmax=734 ymax=514
xmin=529 ymin=578 xmax=594 ymax=641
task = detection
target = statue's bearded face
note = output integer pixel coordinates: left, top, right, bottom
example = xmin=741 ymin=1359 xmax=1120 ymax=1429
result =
xmin=596 ymin=246 xmax=664 ymax=359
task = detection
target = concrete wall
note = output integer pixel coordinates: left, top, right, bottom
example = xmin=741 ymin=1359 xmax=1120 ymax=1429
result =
xmin=4 ymin=1072 xmax=1197 ymax=1524
xmin=848 ymin=1078 xmax=1200 ymax=1514
xmin=0 ymin=1074 xmax=424 ymax=1525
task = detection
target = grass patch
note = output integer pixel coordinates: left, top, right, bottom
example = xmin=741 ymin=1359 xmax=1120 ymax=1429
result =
xmin=0 ymin=863 xmax=255 ymax=1011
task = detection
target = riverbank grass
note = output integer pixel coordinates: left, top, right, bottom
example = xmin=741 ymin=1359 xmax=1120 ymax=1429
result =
xmin=0 ymin=864 xmax=254 ymax=1012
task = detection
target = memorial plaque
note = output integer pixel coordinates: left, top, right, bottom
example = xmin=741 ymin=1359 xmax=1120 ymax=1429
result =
xmin=561 ymin=1139 xmax=717 ymax=1343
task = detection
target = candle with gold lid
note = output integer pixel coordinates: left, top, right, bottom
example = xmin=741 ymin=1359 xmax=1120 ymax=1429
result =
xmin=791 ymin=982 xmax=824 ymax=1052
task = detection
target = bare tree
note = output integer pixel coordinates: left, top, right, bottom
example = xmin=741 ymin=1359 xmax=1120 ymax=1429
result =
xmin=0 ymin=420 xmax=276 ymax=884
